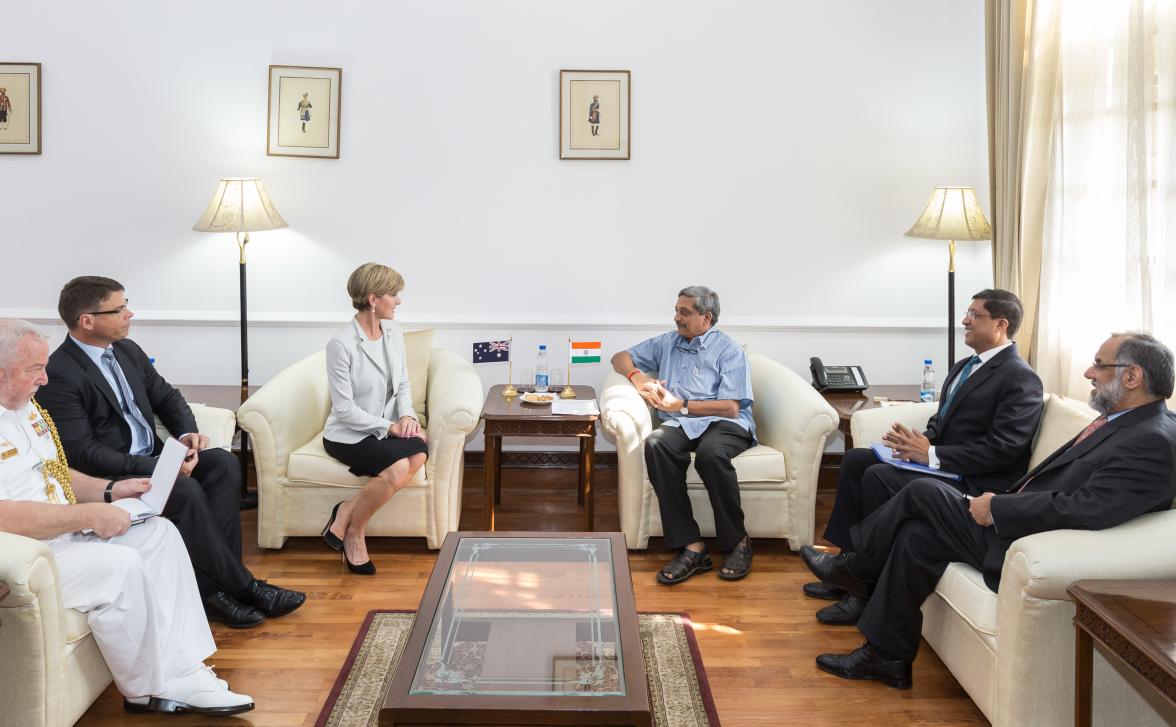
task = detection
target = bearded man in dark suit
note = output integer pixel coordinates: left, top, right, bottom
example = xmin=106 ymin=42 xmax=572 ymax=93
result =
xmin=37 ymin=276 xmax=305 ymax=628
xmin=807 ymin=289 xmax=1044 ymax=625
xmin=801 ymin=332 xmax=1176 ymax=688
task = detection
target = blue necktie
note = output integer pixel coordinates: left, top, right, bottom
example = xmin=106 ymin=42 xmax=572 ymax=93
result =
xmin=101 ymin=349 xmax=155 ymax=451
xmin=939 ymin=355 xmax=980 ymax=416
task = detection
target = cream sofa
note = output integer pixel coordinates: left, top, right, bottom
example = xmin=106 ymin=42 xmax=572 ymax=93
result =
xmin=851 ymin=395 xmax=1176 ymax=726
xmin=599 ymin=352 xmax=839 ymax=550
xmin=236 ymin=330 xmax=483 ymax=549
xmin=0 ymin=403 xmax=237 ymax=727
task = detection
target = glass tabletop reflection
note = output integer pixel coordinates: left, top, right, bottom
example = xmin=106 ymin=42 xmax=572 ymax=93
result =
xmin=409 ymin=536 xmax=625 ymax=697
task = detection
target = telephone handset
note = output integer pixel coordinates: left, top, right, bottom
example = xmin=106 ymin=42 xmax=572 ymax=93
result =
xmin=810 ymin=356 xmax=869 ymax=393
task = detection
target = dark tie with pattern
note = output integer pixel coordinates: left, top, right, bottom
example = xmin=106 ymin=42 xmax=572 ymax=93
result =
xmin=101 ymin=349 xmax=155 ymax=450
xmin=938 ymin=355 xmax=981 ymax=416
xmin=1016 ymin=416 xmax=1109 ymax=492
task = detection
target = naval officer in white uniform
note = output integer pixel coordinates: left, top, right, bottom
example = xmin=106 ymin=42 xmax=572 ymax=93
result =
xmin=0 ymin=319 xmax=253 ymax=717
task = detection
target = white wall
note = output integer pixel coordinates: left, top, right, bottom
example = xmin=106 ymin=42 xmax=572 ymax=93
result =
xmin=3 ymin=0 xmax=992 ymax=447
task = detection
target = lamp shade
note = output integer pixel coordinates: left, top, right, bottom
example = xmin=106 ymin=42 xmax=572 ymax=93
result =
xmin=904 ymin=186 xmax=991 ymax=241
xmin=192 ymin=178 xmax=288 ymax=233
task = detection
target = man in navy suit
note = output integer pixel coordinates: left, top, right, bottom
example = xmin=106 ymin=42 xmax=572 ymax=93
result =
xmin=37 ymin=276 xmax=305 ymax=629
xmin=807 ymin=289 xmax=1043 ymax=625
xmin=802 ymin=332 xmax=1176 ymax=688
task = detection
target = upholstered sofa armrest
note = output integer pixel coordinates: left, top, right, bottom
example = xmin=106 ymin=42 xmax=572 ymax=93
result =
xmin=998 ymin=509 xmax=1176 ymax=604
xmin=0 ymin=531 xmax=69 ymax=691
xmin=598 ymin=371 xmax=654 ymax=453
xmin=748 ymin=354 xmax=838 ymax=478
xmin=189 ymin=403 xmax=236 ymax=450
xmin=849 ymin=401 xmax=937 ymax=447
xmin=237 ymin=351 xmax=330 ymax=486
xmin=423 ymin=348 xmax=484 ymax=545
xmin=748 ymin=354 xmax=838 ymax=549
xmin=424 ymin=348 xmax=483 ymax=444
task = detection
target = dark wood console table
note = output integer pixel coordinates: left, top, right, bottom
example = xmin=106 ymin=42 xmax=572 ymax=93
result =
xmin=1068 ymin=579 xmax=1176 ymax=726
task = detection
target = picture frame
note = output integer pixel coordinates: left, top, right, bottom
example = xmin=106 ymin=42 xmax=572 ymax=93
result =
xmin=0 ymin=62 xmax=42 ymax=155
xmin=560 ymin=69 xmax=630 ymax=160
xmin=267 ymin=65 xmax=341 ymax=158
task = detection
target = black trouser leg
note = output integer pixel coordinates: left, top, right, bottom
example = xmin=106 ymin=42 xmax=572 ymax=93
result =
xmin=163 ymin=474 xmax=253 ymax=599
xmin=692 ymin=422 xmax=753 ymax=551
xmin=191 ymin=447 xmax=244 ymax=560
xmin=644 ymin=425 xmax=699 ymax=550
xmin=824 ymin=449 xmax=944 ymax=551
xmin=850 ymin=478 xmax=991 ymax=661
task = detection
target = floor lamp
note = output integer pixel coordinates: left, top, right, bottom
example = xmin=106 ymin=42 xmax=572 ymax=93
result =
xmin=193 ymin=178 xmax=288 ymax=508
xmin=904 ymin=186 xmax=992 ymax=367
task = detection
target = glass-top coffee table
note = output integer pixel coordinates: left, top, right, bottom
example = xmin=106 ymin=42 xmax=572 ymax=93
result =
xmin=381 ymin=531 xmax=650 ymax=726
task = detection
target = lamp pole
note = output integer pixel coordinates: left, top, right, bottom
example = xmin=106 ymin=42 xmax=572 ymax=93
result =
xmin=948 ymin=239 xmax=956 ymax=367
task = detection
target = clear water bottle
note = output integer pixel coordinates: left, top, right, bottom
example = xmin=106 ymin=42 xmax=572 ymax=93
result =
xmin=535 ymin=345 xmax=550 ymax=392
xmin=920 ymin=359 xmax=936 ymax=402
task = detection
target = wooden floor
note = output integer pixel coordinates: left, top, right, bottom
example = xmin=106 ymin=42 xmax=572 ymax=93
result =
xmin=77 ymin=465 xmax=987 ymax=726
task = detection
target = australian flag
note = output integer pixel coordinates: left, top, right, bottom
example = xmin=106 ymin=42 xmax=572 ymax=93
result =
xmin=473 ymin=340 xmax=511 ymax=364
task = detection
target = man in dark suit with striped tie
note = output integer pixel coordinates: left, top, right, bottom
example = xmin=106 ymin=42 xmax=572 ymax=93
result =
xmin=806 ymin=289 xmax=1044 ymax=625
xmin=802 ymin=332 xmax=1176 ymax=688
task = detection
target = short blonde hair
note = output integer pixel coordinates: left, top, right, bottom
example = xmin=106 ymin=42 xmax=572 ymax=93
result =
xmin=347 ymin=262 xmax=404 ymax=311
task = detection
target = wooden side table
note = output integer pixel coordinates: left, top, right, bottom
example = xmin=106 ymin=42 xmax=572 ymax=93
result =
xmin=480 ymin=385 xmax=598 ymax=531
xmin=821 ymin=385 xmax=922 ymax=450
xmin=0 ymin=580 xmax=9 ymax=603
xmin=1068 ymin=579 xmax=1176 ymax=727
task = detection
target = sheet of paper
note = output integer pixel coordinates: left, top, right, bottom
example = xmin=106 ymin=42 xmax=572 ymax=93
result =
xmin=138 ymin=437 xmax=188 ymax=513
xmin=112 ymin=497 xmax=157 ymax=522
xmin=551 ymin=399 xmax=599 ymax=416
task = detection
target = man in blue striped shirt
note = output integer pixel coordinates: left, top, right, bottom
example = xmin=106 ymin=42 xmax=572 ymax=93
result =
xmin=611 ymin=286 xmax=755 ymax=584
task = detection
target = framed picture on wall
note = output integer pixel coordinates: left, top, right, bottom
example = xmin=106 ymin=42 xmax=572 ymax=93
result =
xmin=267 ymin=65 xmax=342 ymax=158
xmin=0 ymin=62 xmax=42 ymax=155
xmin=560 ymin=69 xmax=630 ymax=160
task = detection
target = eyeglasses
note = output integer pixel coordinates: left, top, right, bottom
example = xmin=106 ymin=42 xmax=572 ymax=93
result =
xmin=86 ymin=300 xmax=129 ymax=316
xmin=1089 ymin=363 xmax=1131 ymax=371
xmin=961 ymin=310 xmax=996 ymax=321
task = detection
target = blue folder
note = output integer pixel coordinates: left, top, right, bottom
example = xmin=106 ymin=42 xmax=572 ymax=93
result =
xmin=870 ymin=442 xmax=962 ymax=481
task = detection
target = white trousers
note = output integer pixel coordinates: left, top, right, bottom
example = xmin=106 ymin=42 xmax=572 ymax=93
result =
xmin=49 ymin=517 xmax=216 ymax=698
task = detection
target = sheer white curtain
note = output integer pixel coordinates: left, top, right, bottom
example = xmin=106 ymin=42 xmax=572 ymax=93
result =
xmin=1031 ymin=0 xmax=1176 ymax=398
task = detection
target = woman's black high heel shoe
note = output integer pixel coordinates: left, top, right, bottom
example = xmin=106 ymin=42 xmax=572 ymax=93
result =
xmin=322 ymin=501 xmax=344 ymax=552
xmin=342 ymin=547 xmax=376 ymax=576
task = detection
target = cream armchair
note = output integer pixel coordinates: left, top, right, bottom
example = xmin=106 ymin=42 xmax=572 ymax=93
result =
xmin=850 ymin=395 xmax=1176 ymax=726
xmin=236 ymin=335 xmax=483 ymax=550
xmin=599 ymin=352 xmax=838 ymax=550
xmin=0 ymin=403 xmax=236 ymax=727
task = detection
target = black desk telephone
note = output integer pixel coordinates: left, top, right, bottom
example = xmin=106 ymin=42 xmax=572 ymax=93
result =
xmin=810 ymin=357 xmax=869 ymax=393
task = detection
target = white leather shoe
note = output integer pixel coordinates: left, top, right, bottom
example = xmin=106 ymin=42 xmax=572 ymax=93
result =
xmin=124 ymin=665 xmax=254 ymax=716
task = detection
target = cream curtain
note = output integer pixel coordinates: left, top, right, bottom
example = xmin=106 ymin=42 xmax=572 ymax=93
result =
xmin=989 ymin=0 xmax=1176 ymax=397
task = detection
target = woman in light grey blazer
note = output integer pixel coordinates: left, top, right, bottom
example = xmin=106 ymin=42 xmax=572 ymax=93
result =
xmin=321 ymin=263 xmax=428 ymax=574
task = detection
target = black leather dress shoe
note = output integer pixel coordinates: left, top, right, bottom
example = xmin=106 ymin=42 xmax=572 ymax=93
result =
xmin=240 ymin=579 xmax=306 ymax=618
xmin=803 ymin=581 xmax=846 ymax=601
xmin=203 ymin=591 xmax=265 ymax=629
xmin=799 ymin=545 xmax=873 ymax=599
xmin=816 ymin=594 xmax=867 ymax=625
xmin=816 ymin=643 xmax=912 ymax=689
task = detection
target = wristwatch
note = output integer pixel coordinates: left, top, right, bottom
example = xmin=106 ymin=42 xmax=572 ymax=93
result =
xmin=103 ymin=480 xmax=116 ymax=503
xmin=679 ymin=401 xmax=689 ymax=416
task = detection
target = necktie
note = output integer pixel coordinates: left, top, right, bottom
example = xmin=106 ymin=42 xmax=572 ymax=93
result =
xmin=101 ymin=349 xmax=155 ymax=450
xmin=938 ymin=355 xmax=980 ymax=416
xmin=1016 ymin=416 xmax=1109 ymax=492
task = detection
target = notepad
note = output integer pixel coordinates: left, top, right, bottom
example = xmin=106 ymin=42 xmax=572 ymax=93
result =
xmin=870 ymin=442 xmax=962 ymax=481
xmin=86 ymin=438 xmax=188 ymax=531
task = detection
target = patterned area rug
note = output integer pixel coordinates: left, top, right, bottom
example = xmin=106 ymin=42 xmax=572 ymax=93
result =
xmin=316 ymin=610 xmax=719 ymax=727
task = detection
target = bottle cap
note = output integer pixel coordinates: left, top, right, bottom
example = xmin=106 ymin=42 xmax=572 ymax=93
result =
xmin=539 ymin=345 xmax=546 ymax=350
xmin=924 ymin=359 xmax=932 ymax=365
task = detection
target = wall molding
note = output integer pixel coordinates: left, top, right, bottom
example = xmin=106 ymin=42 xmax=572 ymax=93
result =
xmin=5 ymin=309 xmax=950 ymax=334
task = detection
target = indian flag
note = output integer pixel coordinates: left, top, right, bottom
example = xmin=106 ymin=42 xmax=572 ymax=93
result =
xmin=570 ymin=340 xmax=601 ymax=364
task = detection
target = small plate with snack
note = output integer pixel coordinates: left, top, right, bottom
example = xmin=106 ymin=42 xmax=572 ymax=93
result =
xmin=520 ymin=391 xmax=557 ymax=405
